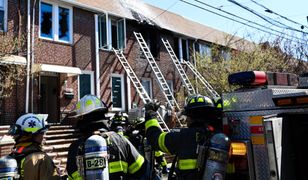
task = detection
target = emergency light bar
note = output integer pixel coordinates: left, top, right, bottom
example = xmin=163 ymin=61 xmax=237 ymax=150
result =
xmin=228 ymin=71 xmax=298 ymax=86
xmin=228 ymin=71 xmax=267 ymax=86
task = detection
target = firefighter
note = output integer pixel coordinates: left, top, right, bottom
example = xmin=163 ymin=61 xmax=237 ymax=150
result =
xmin=8 ymin=113 xmax=61 ymax=180
xmin=127 ymin=109 xmax=169 ymax=178
xmin=66 ymin=94 xmax=147 ymax=180
xmin=144 ymin=94 xmax=228 ymax=179
xmin=110 ymin=111 xmax=129 ymax=137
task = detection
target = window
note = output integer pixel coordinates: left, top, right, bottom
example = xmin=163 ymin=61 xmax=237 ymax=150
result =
xmin=199 ymin=43 xmax=212 ymax=58
xmin=0 ymin=0 xmax=7 ymax=32
xmin=98 ymin=15 xmax=125 ymax=50
xmin=176 ymin=38 xmax=189 ymax=62
xmin=141 ymin=79 xmax=152 ymax=98
xmin=78 ymin=71 xmax=94 ymax=99
xmin=221 ymin=49 xmax=231 ymax=61
xmin=40 ymin=1 xmax=72 ymax=43
xmin=111 ymin=74 xmax=125 ymax=110
xmin=167 ymin=80 xmax=174 ymax=94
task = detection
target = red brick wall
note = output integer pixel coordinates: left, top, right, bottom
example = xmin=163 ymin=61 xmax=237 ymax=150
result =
xmin=1 ymin=1 xmax=191 ymax=125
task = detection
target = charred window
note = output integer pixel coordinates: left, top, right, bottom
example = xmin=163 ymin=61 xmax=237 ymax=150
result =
xmin=40 ymin=2 xmax=53 ymax=38
xmin=58 ymin=7 xmax=70 ymax=41
xmin=40 ymin=2 xmax=72 ymax=42
xmin=174 ymin=37 xmax=179 ymax=59
xmin=182 ymin=39 xmax=189 ymax=61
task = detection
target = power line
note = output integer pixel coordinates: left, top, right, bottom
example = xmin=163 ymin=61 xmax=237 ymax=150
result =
xmin=151 ymin=0 xmax=179 ymax=21
xmin=250 ymin=0 xmax=308 ymax=29
xmin=194 ymin=0 xmax=306 ymax=43
xmin=228 ymin=0 xmax=308 ymax=35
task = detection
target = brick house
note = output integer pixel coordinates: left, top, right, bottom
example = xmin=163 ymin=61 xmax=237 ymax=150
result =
xmin=0 ymin=0 xmax=244 ymax=125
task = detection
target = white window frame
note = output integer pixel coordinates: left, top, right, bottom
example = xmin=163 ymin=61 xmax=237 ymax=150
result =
xmin=0 ymin=0 xmax=7 ymax=32
xmin=111 ymin=74 xmax=125 ymax=111
xmin=78 ymin=70 xmax=94 ymax=100
xmin=167 ymin=80 xmax=174 ymax=94
xmin=178 ymin=37 xmax=189 ymax=62
xmin=141 ymin=78 xmax=153 ymax=98
xmin=98 ymin=14 xmax=126 ymax=50
xmin=39 ymin=1 xmax=73 ymax=44
xmin=199 ymin=43 xmax=212 ymax=58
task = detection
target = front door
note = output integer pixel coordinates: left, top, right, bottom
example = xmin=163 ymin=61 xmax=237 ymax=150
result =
xmin=40 ymin=75 xmax=59 ymax=123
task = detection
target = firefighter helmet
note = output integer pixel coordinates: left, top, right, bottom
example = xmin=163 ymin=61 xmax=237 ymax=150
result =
xmin=8 ymin=113 xmax=49 ymax=136
xmin=73 ymin=94 xmax=107 ymax=117
xmin=184 ymin=94 xmax=216 ymax=118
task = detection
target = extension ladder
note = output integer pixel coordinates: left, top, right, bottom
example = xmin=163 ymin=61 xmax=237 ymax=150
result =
xmin=134 ymin=32 xmax=180 ymax=110
xmin=161 ymin=38 xmax=195 ymax=95
xmin=183 ymin=60 xmax=220 ymax=98
xmin=113 ymin=48 xmax=170 ymax=132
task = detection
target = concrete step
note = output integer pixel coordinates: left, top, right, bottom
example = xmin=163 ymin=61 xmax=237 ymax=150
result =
xmin=44 ymin=133 xmax=80 ymax=140
xmin=43 ymin=143 xmax=72 ymax=153
xmin=46 ymin=129 xmax=78 ymax=135
xmin=48 ymin=125 xmax=74 ymax=130
xmin=45 ymin=138 xmax=78 ymax=145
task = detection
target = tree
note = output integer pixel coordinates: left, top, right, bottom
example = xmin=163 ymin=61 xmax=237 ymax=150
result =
xmin=0 ymin=34 xmax=26 ymax=98
xmin=193 ymin=35 xmax=308 ymax=95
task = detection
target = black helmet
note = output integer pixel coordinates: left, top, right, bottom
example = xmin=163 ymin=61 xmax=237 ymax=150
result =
xmin=111 ymin=112 xmax=128 ymax=126
xmin=184 ymin=94 xmax=217 ymax=118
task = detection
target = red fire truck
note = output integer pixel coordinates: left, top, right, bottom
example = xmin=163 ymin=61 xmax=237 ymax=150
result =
xmin=223 ymin=71 xmax=308 ymax=180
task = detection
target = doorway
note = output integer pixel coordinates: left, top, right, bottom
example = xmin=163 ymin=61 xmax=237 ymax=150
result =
xmin=40 ymin=75 xmax=59 ymax=123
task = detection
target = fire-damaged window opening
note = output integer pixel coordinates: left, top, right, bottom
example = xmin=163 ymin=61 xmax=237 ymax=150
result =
xmin=39 ymin=1 xmax=72 ymax=43
xmin=174 ymin=37 xmax=189 ymax=62
xmin=98 ymin=14 xmax=125 ymax=50
xmin=0 ymin=0 xmax=7 ymax=32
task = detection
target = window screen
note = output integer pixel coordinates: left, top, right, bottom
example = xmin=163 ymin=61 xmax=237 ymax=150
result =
xmin=40 ymin=2 xmax=53 ymax=38
xmin=112 ymin=76 xmax=122 ymax=108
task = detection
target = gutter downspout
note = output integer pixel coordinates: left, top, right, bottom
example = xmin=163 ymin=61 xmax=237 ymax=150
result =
xmin=31 ymin=0 xmax=37 ymax=112
xmin=94 ymin=14 xmax=100 ymax=96
xmin=25 ymin=0 xmax=31 ymax=113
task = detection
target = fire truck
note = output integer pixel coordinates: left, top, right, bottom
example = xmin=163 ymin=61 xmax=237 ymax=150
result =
xmin=222 ymin=71 xmax=308 ymax=180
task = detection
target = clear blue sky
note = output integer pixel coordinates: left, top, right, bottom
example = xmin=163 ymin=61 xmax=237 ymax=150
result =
xmin=143 ymin=0 xmax=308 ymax=43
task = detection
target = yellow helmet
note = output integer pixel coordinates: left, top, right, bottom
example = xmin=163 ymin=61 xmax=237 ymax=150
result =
xmin=73 ymin=95 xmax=107 ymax=117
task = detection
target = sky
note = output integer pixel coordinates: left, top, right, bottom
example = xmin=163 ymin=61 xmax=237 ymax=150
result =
xmin=143 ymin=0 xmax=308 ymax=44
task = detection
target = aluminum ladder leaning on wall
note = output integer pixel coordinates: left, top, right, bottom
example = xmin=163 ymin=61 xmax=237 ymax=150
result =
xmin=161 ymin=38 xmax=196 ymax=95
xmin=113 ymin=48 xmax=170 ymax=132
xmin=133 ymin=32 xmax=183 ymax=126
xmin=183 ymin=60 xmax=220 ymax=98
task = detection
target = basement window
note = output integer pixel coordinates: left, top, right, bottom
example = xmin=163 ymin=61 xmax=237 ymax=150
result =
xmin=98 ymin=15 xmax=126 ymax=50
xmin=0 ymin=0 xmax=7 ymax=32
xmin=39 ymin=1 xmax=72 ymax=43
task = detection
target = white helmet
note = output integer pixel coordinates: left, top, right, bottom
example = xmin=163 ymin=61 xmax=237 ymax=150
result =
xmin=73 ymin=94 xmax=107 ymax=117
xmin=8 ymin=113 xmax=49 ymax=136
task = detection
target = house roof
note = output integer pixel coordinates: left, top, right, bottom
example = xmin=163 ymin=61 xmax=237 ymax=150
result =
xmin=61 ymin=0 xmax=253 ymax=49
